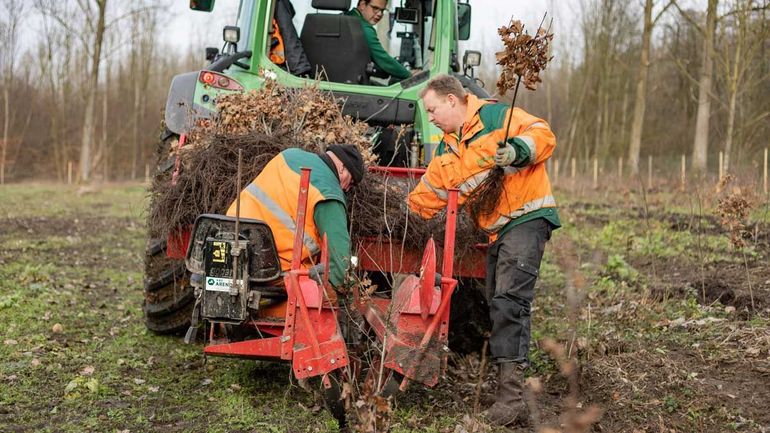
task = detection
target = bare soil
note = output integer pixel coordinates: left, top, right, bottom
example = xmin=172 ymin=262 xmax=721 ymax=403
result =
xmin=2 ymin=185 xmax=768 ymax=433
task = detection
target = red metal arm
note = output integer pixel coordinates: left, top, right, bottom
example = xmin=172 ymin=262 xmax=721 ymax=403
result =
xmin=442 ymin=188 xmax=458 ymax=277
xmin=290 ymin=168 xmax=311 ymax=271
xmin=399 ymin=188 xmax=460 ymax=391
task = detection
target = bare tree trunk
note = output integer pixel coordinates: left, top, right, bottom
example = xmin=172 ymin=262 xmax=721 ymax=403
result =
xmin=79 ymin=0 xmax=107 ymax=182
xmin=2 ymin=87 xmax=8 ymax=184
xmin=134 ymin=8 xmax=157 ymax=180
xmin=37 ymin=3 xmax=65 ymax=181
xmin=1 ymin=0 xmax=24 ymax=184
xmin=692 ymin=0 xmax=718 ymax=172
xmin=546 ymin=74 xmax=553 ymax=125
xmin=724 ymin=78 xmax=737 ymax=172
xmin=132 ymin=62 xmax=140 ymax=179
xmin=546 ymin=0 xmax=555 ymax=125
xmin=564 ymin=77 xmax=589 ymax=164
xmin=601 ymin=88 xmax=610 ymax=160
xmin=102 ymin=63 xmax=109 ymax=182
xmin=620 ymin=80 xmax=629 ymax=154
xmin=628 ymin=0 xmax=654 ymax=175
xmin=723 ymin=14 xmax=742 ymax=174
xmin=722 ymin=0 xmax=762 ymax=172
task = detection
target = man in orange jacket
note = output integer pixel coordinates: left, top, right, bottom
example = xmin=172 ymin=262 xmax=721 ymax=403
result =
xmin=408 ymin=75 xmax=560 ymax=427
xmin=227 ymin=145 xmax=365 ymax=290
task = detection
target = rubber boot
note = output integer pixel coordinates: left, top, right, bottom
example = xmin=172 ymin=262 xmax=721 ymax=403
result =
xmin=480 ymin=363 xmax=529 ymax=426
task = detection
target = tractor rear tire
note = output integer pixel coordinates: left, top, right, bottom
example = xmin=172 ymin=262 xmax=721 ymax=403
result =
xmin=143 ymin=238 xmax=194 ymax=334
xmin=143 ymin=130 xmax=194 ymax=334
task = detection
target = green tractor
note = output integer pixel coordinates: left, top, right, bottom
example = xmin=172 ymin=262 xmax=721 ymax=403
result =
xmin=146 ymin=0 xmax=488 ymax=333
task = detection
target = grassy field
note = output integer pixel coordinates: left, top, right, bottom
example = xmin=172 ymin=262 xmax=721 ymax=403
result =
xmin=1 ymin=181 xmax=768 ymax=433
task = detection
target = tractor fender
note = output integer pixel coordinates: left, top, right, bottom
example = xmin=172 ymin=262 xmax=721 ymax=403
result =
xmin=164 ymin=71 xmax=215 ymax=135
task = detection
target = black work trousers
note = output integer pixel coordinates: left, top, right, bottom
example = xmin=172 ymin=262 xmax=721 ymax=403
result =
xmin=485 ymin=217 xmax=552 ymax=365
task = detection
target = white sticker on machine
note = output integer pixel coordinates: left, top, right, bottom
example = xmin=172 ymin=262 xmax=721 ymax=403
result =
xmin=205 ymin=277 xmax=243 ymax=292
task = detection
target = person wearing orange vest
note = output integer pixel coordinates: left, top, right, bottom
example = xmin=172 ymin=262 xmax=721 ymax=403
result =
xmin=269 ymin=18 xmax=287 ymax=65
xmin=408 ymin=75 xmax=560 ymax=427
xmin=226 ymin=145 xmax=365 ymax=289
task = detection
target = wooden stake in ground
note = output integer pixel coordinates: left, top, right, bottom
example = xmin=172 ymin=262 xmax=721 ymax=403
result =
xmin=68 ymin=161 xmax=73 ymax=185
xmin=647 ymin=155 xmax=652 ymax=190
xmin=592 ymin=158 xmax=598 ymax=189
xmin=719 ymin=151 xmax=724 ymax=180
xmin=680 ymin=154 xmax=686 ymax=191
xmin=762 ymin=148 xmax=767 ymax=194
xmin=554 ymin=159 xmax=560 ymax=184
xmin=571 ymin=157 xmax=576 ymax=181
xmin=618 ymin=156 xmax=623 ymax=179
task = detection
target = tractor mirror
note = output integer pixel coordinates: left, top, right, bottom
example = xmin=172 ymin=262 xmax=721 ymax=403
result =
xmin=395 ymin=7 xmax=419 ymax=24
xmin=190 ymin=0 xmax=215 ymax=12
xmin=457 ymin=3 xmax=471 ymax=41
xmin=205 ymin=47 xmax=219 ymax=62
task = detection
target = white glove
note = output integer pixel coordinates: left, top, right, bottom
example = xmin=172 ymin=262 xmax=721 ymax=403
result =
xmin=494 ymin=144 xmax=516 ymax=167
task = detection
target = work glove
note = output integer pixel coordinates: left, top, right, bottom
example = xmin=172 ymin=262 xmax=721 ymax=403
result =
xmin=494 ymin=143 xmax=517 ymax=167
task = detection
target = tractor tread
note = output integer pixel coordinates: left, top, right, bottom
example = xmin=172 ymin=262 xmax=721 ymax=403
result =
xmin=143 ymin=288 xmax=195 ymax=318
xmin=144 ymin=262 xmax=187 ymax=293
xmin=144 ymin=299 xmax=195 ymax=334
xmin=143 ymin=236 xmax=193 ymax=334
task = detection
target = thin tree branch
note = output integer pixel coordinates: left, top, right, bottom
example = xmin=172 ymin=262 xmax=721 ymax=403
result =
xmin=671 ymin=0 xmax=705 ymax=35
xmin=652 ymin=0 xmax=676 ymax=26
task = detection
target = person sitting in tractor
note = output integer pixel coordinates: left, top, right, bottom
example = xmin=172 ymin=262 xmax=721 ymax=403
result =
xmin=270 ymin=0 xmax=311 ymax=76
xmin=407 ymin=75 xmax=560 ymax=427
xmin=346 ymin=0 xmax=411 ymax=82
xmin=226 ymin=144 xmax=365 ymax=290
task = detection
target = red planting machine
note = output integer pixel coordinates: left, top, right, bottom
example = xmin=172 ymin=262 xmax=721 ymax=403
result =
xmin=177 ymin=166 xmax=485 ymax=423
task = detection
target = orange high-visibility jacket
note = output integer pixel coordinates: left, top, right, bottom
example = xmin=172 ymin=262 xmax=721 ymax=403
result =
xmin=408 ymin=94 xmax=556 ymax=239
xmin=269 ymin=18 xmax=286 ymax=65
xmin=226 ymin=148 xmax=346 ymax=273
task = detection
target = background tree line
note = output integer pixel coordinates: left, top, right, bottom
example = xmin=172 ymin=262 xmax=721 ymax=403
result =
xmin=480 ymin=0 xmax=769 ymax=178
xmin=0 ymin=0 xmax=768 ymax=183
xmin=0 ymin=0 xmax=199 ymax=183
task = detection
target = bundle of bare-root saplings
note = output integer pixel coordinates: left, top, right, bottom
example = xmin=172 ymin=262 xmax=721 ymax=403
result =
xmin=147 ymin=79 xmax=483 ymax=265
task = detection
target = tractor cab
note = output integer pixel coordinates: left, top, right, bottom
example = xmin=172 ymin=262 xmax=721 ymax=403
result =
xmin=165 ymin=0 xmax=484 ymax=168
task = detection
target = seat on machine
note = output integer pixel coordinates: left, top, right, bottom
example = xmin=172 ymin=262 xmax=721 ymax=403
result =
xmin=300 ymin=0 xmax=371 ymax=84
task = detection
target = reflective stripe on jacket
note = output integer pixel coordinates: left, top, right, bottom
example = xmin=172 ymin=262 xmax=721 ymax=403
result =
xmin=226 ymin=148 xmax=346 ymax=272
xmin=408 ymin=94 xmax=556 ymax=240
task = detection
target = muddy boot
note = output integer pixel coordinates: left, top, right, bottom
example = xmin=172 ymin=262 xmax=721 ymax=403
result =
xmin=480 ymin=363 xmax=529 ymax=427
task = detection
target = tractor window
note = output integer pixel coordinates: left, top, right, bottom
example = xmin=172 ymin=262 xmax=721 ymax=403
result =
xmin=422 ymin=14 xmax=435 ymax=69
xmin=425 ymin=0 xmax=436 ymax=67
xmin=388 ymin=12 xmax=425 ymax=71
xmin=278 ymin=1 xmax=415 ymax=84
xmin=236 ymin=0 xmax=256 ymax=52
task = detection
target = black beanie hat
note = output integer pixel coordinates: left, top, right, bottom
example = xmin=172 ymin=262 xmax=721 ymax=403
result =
xmin=327 ymin=144 xmax=365 ymax=185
